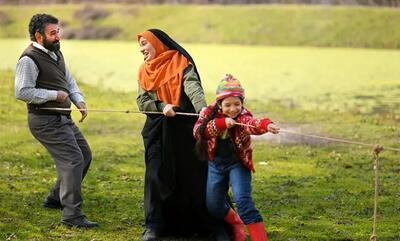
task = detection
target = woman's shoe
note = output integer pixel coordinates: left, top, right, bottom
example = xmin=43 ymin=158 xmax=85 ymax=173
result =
xmin=143 ymin=228 xmax=160 ymax=241
xmin=214 ymin=224 xmax=231 ymax=241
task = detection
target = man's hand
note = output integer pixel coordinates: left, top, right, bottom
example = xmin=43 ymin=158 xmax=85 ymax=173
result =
xmin=163 ymin=104 xmax=176 ymax=117
xmin=56 ymin=90 xmax=69 ymax=103
xmin=76 ymin=102 xmax=87 ymax=123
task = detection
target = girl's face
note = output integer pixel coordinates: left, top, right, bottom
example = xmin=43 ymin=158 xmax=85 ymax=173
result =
xmin=139 ymin=36 xmax=156 ymax=62
xmin=220 ymin=96 xmax=243 ymax=119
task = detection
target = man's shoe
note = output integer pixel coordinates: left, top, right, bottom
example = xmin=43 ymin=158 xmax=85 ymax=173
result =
xmin=143 ymin=228 xmax=160 ymax=241
xmin=61 ymin=216 xmax=99 ymax=228
xmin=43 ymin=197 xmax=62 ymax=209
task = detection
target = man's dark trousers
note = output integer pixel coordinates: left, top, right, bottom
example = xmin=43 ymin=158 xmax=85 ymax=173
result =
xmin=28 ymin=113 xmax=92 ymax=221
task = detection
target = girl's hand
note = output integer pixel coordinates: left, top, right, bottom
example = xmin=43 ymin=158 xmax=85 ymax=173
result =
xmin=199 ymin=107 xmax=207 ymax=118
xmin=225 ymin=117 xmax=236 ymax=128
xmin=163 ymin=104 xmax=176 ymax=117
xmin=268 ymin=123 xmax=280 ymax=134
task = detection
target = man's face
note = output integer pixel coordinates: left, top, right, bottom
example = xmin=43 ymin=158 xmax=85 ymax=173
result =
xmin=41 ymin=23 xmax=60 ymax=51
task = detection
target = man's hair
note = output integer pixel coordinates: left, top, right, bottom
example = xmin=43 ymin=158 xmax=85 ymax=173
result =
xmin=29 ymin=13 xmax=58 ymax=42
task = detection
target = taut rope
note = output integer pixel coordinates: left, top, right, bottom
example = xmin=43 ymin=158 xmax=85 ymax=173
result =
xmin=39 ymin=107 xmax=199 ymax=116
xmin=42 ymin=107 xmax=400 ymax=152
xmin=42 ymin=107 xmax=398 ymax=241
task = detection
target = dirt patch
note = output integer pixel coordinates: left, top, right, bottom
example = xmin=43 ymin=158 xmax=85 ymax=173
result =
xmin=252 ymin=124 xmax=332 ymax=145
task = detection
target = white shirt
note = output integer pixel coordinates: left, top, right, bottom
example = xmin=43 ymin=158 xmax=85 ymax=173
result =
xmin=14 ymin=42 xmax=84 ymax=105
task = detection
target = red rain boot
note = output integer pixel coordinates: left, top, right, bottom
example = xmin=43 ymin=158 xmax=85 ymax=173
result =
xmin=223 ymin=208 xmax=247 ymax=241
xmin=247 ymin=222 xmax=268 ymax=241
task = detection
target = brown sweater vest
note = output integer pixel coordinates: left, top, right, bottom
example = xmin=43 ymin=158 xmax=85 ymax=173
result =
xmin=21 ymin=44 xmax=71 ymax=115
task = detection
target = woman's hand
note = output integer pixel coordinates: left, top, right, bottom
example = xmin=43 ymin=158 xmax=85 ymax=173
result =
xmin=267 ymin=123 xmax=280 ymax=134
xmin=225 ymin=117 xmax=236 ymax=128
xmin=163 ymin=104 xmax=176 ymax=117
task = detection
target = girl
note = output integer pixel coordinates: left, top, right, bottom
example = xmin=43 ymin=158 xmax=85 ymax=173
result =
xmin=194 ymin=74 xmax=280 ymax=241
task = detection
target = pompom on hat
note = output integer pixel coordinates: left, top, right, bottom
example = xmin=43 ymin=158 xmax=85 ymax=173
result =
xmin=216 ymin=74 xmax=245 ymax=101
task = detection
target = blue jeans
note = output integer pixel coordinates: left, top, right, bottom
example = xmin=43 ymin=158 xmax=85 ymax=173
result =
xmin=206 ymin=156 xmax=263 ymax=225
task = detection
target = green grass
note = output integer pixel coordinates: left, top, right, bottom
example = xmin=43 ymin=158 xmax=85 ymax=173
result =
xmin=1 ymin=4 xmax=400 ymax=49
xmin=1 ymin=63 xmax=400 ymax=241
xmin=2 ymin=39 xmax=400 ymax=115
xmin=2 ymin=4 xmax=400 ymax=240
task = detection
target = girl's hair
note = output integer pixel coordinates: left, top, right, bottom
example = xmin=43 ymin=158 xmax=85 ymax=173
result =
xmin=195 ymin=102 xmax=220 ymax=161
xmin=195 ymin=97 xmax=244 ymax=161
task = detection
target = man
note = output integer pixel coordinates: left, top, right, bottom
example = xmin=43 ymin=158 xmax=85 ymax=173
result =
xmin=15 ymin=13 xmax=98 ymax=228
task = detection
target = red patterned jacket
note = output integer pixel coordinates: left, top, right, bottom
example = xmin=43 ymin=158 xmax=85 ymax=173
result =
xmin=193 ymin=102 xmax=273 ymax=172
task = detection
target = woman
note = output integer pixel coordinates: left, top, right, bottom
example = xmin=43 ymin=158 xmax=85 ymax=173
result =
xmin=136 ymin=29 xmax=213 ymax=240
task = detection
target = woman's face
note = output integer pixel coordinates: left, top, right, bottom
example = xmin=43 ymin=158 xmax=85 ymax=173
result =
xmin=139 ymin=36 xmax=156 ymax=62
xmin=220 ymin=96 xmax=243 ymax=119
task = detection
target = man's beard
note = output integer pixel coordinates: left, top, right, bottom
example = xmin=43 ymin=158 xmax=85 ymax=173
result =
xmin=43 ymin=37 xmax=60 ymax=52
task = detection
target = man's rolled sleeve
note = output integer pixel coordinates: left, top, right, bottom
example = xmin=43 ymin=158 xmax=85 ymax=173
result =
xmin=65 ymin=67 xmax=85 ymax=105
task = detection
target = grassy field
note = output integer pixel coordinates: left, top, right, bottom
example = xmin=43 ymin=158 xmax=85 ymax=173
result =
xmin=1 ymin=65 xmax=399 ymax=241
xmin=2 ymin=39 xmax=400 ymax=115
xmin=0 ymin=4 xmax=400 ymax=48
xmin=1 ymin=4 xmax=400 ymax=239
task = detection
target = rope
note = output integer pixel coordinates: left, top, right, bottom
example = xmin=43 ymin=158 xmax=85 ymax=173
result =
xmin=42 ymin=107 xmax=395 ymax=239
xmin=39 ymin=107 xmax=199 ymax=116
xmin=370 ymin=145 xmax=383 ymax=241
xmin=279 ymin=129 xmax=400 ymax=152
xmin=40 ymin=107 xmax=400 ymax=152
xmin=234 ymin=124 xmax=400 ymax=153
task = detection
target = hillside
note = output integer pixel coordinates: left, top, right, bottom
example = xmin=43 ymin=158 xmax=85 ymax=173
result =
xmin=0 ymin=4 xmax=399 ymax=48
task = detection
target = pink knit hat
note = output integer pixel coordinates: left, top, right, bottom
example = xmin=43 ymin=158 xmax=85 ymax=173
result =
xmin=216 ymin=74 xmax=245 ymax=101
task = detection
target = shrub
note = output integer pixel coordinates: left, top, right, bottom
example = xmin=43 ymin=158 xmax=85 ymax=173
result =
xmin=74 ymin=5 xmax=109 ymax=21
xmin=62 ymin=25 xmax=121 ymax=39
xmin=0 ymin=11 xmax=11 ymax=25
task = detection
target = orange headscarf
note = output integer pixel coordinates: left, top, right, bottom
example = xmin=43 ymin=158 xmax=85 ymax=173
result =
xmin=137 ymin=31 xmax=189 ymax=106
